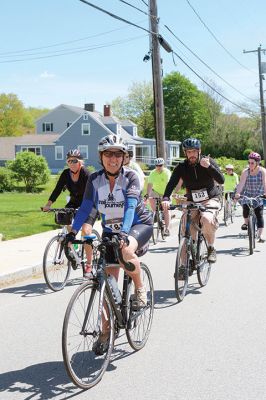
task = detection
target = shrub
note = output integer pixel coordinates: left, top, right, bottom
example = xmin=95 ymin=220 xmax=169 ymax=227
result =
xmin=7 ymin=151 xmax=50 ymax=192
xmin=87 ymin=165 xmax=96 ymax=173
xmin=243 ymin=149 xmax=253 ymax=159
xmin=0 ymin=167 xmax=15 ymax=192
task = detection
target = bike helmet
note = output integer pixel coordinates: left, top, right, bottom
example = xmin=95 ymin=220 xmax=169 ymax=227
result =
xmin=66 ymin=149 xmax=83 ymax=159
xmin=248 ymin=152 xmax=261 ymax=162
xmin=98 ymin=134 xmax=128 ymax=153
xmin=155 ymin=157 xmax=165 ymax=165
xmin=182 ymin=138 xmax=201 ymax=150
xmin=225 ymin=164 xmax=234 ymax=169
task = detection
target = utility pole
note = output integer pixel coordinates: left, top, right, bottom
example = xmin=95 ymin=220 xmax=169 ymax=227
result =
xmin=149 ymin=0 xmax=166 ymax=161
xmin=244 ymin=45 xmax=266 ymax=165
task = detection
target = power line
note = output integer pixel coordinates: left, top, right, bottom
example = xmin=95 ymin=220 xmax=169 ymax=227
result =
xmin=0 ymin=35 xmax=147 ymax=63
xmin=172 ymin=50 xmax=257 ymax=116
xmin=0 ymin=23 xmax=146 ymax=56
xmin=140 ymin=0 xmax=148 ymax=6
xmin=163 ymin=25 xmax=260 ymax=107
xmin=118 ymin=0 xmax=149 ymax=16
xmin=185 ymin=0 xmax=256 ymax=75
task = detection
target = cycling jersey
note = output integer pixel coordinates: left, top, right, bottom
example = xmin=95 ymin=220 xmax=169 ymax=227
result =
xmin=49 ymin=167 xmax=90 ymax=208
xmin=127 ymin=162 xmax=145 ymax=191
xmin=72 ymin=167 xmax=153 ymax=235
xmin=163 ymin=156 xmax=224 ymax=201
xmin=223 ymin=172 xmax=239 ymax=192
xmin=148 ymin=167 xmax=171 ymax=195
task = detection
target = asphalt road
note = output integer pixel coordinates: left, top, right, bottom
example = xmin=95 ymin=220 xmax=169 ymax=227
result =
xmin=0 ymin=207 xmax=266 ymax=400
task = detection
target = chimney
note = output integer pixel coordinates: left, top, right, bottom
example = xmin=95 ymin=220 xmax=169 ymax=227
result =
xmin=104 ymin=104 xmax=111 ymax=117
xmin=84 ymin=103 xmax=95 ymax=112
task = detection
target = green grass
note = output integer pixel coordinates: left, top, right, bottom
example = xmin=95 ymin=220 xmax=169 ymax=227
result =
xmin=0 ymin=176 xmax=66 ymax=240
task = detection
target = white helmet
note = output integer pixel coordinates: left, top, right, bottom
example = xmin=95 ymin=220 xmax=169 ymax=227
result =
xmin=155 ymin=157 xmax=165 ymax=166
xmin=98 ymin=134 xmax=128 ymax=153
xmin=225 ymin=164 xmax=234 ymax=169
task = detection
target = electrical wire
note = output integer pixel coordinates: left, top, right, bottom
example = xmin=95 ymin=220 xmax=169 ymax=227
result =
xmin=118 ymin=0 xmax=149 ymax=16
xmin=185 ymin=0 xmax=256 ymax=75
xmin=163 ymin=25 xmax=260 ymax=107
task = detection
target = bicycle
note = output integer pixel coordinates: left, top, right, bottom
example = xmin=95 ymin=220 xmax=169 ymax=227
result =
xmin=62 ymin=235 xmax=154 ymax=389
xmin=223 ymin=191 xmax=235 ymax=226
xmin=170 ymin=202 xmax=219 ymax=302
xmin=238 ymin=195 xmax=265 ymax=255
xmin=42 ymin=208 xmax=100 ymax=291
xmin=149 ymin=197 xmax=165 ymax=244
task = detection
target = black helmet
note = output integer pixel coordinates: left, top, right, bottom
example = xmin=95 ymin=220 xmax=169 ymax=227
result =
xmin=98 ymin=134 xmax=128 ymax=153
xmin=182 ymin=138 xmax=201 ymax=150
xmin=66 ymin=149 xmax=83 ymax=159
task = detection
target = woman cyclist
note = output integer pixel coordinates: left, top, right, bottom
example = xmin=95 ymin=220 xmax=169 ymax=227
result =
xmin=66 ymin=134 xmax=153 ymax=351
xmin=235 ymin=152 xmax=266 ymax=243
xmin=42 ymin=149 xmax=95 ymax=276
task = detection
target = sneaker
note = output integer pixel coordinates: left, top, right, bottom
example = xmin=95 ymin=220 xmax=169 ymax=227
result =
xmin=207 ymin=246 xmax=217 ymax=263
xmin=83 ymin=264 xmax=93 ymax=279
xmin=92 ymin=332 xmax=110 ymax=355
xmin=258 ymin=237 xmax=265 ymax=243
xmin=241 ymin=223 xmax=248 ymax=231
xmin=164 ymin=229 xmax=170 ymax=236
xmin=132 ymin=286 xmax=147 ymax=310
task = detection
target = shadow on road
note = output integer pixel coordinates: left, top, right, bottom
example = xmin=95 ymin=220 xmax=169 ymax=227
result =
xmin=216 ymin=247 xmax=259 ymax=257
xmin=0 ymin=278 xmax=84 ymax=297
xmin=148 ymin=246 xmax=178 ymax=254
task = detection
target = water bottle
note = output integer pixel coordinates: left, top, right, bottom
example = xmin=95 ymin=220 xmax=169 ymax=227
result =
xmin=73 ymin=243 xmax=79 ymax=251
xmin=107 ymin=275 xmax=122 ymax=304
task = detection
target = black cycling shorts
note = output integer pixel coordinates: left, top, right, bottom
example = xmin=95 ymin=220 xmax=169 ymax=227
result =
xmin=102 ymin=223 xmax=153 ymax=264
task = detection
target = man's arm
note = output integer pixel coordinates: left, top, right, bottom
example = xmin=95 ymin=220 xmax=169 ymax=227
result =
xmin=163 ymin=166 xmax=182 ymax=199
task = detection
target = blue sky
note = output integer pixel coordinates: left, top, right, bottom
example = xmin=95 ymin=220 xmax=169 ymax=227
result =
xmin=1 ymin=0 xmax=266 ymax=114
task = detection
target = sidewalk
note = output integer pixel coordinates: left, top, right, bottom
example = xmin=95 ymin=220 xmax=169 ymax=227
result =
xmin=0 ymin=211 xmax=179 ymax=287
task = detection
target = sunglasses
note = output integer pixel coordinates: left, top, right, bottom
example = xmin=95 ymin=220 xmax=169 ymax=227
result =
xmin=67 ymin=159 xmax=79 ymax=164
xmin=103 ymin=151 xmax=124 ymax=158
xmin=248 ymin=161 xmax=256 ymax=165
xmin=156 ymin=164 xmax=163 ymax=167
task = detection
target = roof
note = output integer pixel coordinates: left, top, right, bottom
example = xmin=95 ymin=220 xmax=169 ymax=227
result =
xmin=0 ymin=134 xmax=60 ymax=160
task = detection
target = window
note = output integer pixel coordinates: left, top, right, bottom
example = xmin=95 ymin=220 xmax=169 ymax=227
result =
xmin=42 ymin=123 xmax=53 ymax=132
xmin=21 ymin=146 xmax=41 ymax=155
xmin=171 ymin=146 xmax=179 ymax=158
xmin=67 ymin=122 xmax=72 ymax=128
xmin=55 ymin=146 xmax=64 ymax=160
xmin=132 ymin=126 xmax=137 ymax=137
xmin=83 ymin=113 xmax=89 ymax=120
xmin=78 ymin=145 xmax=88 ymax=160
xmin=82 ymin=123 xmax=90 ymax=136
xmin=117 ymin=125 xmax=121 ymax=135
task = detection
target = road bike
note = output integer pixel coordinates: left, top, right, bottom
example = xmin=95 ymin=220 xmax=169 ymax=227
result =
xmin=150 ymin=197 xmax=165 ymax=244
xmin=171 ymin=202 xmax=219 ymax=302
xmin=42 ymin=208 xmax=100 ymax=291
xmin=239 ymin=195 xmax=265 ymax=255
xmin=223 ymin=191 xmax=235 ymax=226
xmin=62 ymin=235 xmax=154 ymax=389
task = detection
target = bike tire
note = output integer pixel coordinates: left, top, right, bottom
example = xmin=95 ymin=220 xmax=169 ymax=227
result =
xmin=62 ymin=281 xmax=114 ymax=390
xmin=152 ymin=211 xmax=160 ymax=244
xmin=223 ymin=201 xmax=229 ymax=226
xmin=159 ymin=212 xmax=166 ymax=240
xmin=230 ymin=200 xmax=235 ymax=224
xmin=43 ymin=235 xmax=71 ymax=291
xmin=174 ymin=237 xmax=189 ymax=302
xmin=248 ymin=217 xmax=254 ymax=255
xmin=126 ymin=263 xmax=154 ymax=351
xmin=196 ymin=235 xmax=211 ymax=287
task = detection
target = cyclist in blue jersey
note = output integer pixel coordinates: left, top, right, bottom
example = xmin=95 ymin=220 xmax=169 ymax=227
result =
xmin=66 ymin=135 xmax=153 ymax=311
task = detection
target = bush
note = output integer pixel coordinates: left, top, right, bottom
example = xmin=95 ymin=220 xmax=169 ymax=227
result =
xmin=87 ymin=165 xmax=96 ymax=173
xmin=243 ymin=149 xmax=253 ymax=159
xmin=214 ymin=156 xmax=247 ymax=176
xmin=137 ymin=162 xmax=148 ymax=171
xmin=7 ymin=151 xmax=50 ymax=192
xmin=0 ymin=167 xmax=15 ymax=192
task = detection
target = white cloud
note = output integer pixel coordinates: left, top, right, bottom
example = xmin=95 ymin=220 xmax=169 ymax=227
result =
xmin=40 ymin=71 xmax=55 ymax=79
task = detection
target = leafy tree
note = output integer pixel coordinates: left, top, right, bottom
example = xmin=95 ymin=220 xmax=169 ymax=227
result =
xmin=163 ymin=72 xmax=212 ymax=143
xmin=0 ymin=167 xmax=15 ymax=192
xmin=111 ymin=81 xmax=154 ymax=137
xmin=0 ymin=93 xmax=25 ymax=136
xmin=7 ymin=151 xmax=50 ymax=192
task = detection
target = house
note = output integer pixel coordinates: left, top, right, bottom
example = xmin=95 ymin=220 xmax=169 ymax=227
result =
xmin=0 ymin=103 xmax=181 ymax=171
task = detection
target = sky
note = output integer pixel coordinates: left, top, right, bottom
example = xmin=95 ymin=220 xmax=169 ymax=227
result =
xmin=1 ymin=0 xmax=266 ymax=115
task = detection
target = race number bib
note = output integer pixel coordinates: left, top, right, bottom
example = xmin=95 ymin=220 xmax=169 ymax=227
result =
xmin=105 ymin=218 xmax=123 ymax=232
xmin=191 ymin=189 xmax=209 ymax=202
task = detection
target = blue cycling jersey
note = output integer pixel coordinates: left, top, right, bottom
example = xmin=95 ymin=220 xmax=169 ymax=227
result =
xmin=72 ymin=167 xmax=152 ymax=234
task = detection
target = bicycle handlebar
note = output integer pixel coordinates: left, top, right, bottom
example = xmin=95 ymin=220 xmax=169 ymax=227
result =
xmin=169 ymin=203 xmax=219 ymax=212
xmin=40 ymin=207 xmax=77 ymax=212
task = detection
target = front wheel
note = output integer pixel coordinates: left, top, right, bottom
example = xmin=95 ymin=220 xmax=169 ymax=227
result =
xmin=174 ymin=238 xmax=189 ymax=302
xmin=62 ymin=281 xmax=115 ymax=389
xmin=126 ymin=263 xmax=154 ymax=351
xmin=196 ymin=235 xmax=211 ymax=287
xmin=43 ymin=236 xmax=71 ymax=291
xmin=248 ymin=216 xmax=255 ymax=255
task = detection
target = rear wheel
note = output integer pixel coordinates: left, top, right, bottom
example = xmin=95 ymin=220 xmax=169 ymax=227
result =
xmin=126 ymin=263 xmax=154 ymax=350
xmin=43 ymin=235 xmax=71 ymax=291
xmin=196 ymin=235 xmax=211 ymax=287
xmin=152 ymin=210 xmax=160 ymax=244
xmin=223 ymin=200 xmax=229 ymax=226
xmin=174 ymin=238 xmax=189 ymax=302
xmin=62 ymin=281 xmax=114 ymax=389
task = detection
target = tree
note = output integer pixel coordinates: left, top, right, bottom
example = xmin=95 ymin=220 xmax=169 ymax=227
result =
xmin=7 ymin=151 xmax=50 ymax=192
xmin=111 ymin=81 xmax=154 ymax=137
xmin=0 ymin=93 xmax=25 ymax=136
xmin=163 ymin=72 xmax=212 ymax=143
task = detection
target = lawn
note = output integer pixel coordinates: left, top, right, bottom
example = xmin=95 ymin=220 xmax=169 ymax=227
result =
xmin=0 ymin=176 xmax=66 ymax=240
